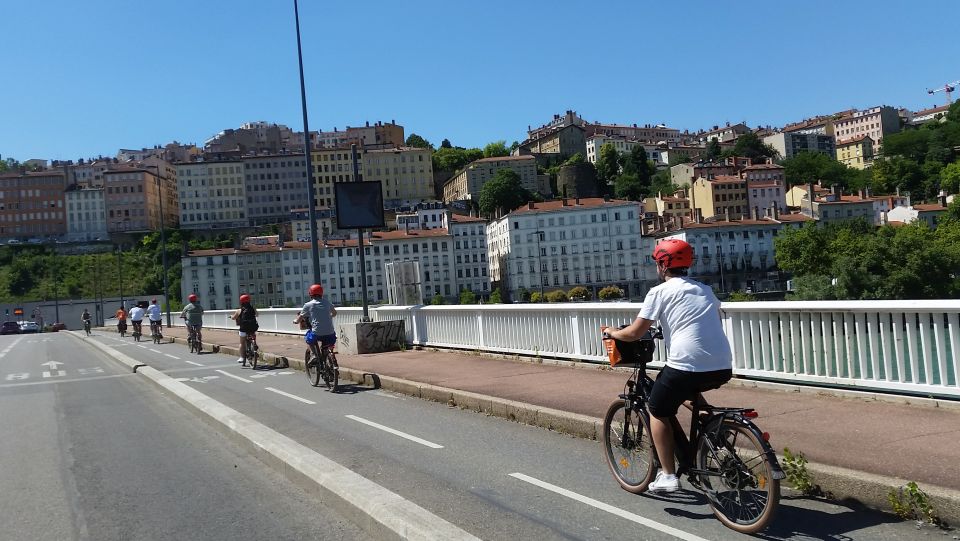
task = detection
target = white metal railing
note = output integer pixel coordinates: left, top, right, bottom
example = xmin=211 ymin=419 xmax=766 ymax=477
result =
xmin=184 ymin=300 xmax=960 ymax=398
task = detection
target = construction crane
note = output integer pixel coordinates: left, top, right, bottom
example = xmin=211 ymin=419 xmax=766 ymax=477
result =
xmin=927 ymin=80 xmax=960 ymax=106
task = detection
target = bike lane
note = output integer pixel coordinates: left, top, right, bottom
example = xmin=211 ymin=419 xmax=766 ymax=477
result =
xmin=79 ymin=331 xmax=924 ymax=541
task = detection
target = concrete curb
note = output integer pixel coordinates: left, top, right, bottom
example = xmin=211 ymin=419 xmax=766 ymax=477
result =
xmin=68 ymin=331 xmax=481 ymax=540
xmin=113 ymin=331 xmax=960 ymax=526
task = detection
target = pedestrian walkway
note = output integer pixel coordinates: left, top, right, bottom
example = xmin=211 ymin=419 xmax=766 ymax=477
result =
xmin=158 ymin=326 xmax=960 ymax=494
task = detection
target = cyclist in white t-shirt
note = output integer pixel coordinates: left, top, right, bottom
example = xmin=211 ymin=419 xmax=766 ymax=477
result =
xmin=146 ymin=298 xmax=163 ymax=337
xmin=604 ymin=238 xmax=732 ymax=493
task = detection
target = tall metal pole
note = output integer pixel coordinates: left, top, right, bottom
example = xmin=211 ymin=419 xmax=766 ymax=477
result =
xmin=351 ymin=144 xmax=370 ymax=321
xmin=153 ymin=167 xmax=172 ymax=327
xmin=294 ymin=0 xmax=322 ymax=284
xmin=96 ymin=254 xmax=103 ymax=326
xmin=118 ymin=248 xmax=124 ymax=308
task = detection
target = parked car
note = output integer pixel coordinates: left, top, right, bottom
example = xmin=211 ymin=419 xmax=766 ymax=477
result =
xmin=49 ymin=322 xmax=67 ymax=332
xmin=1 ymin=321 xmax=20 ymax=335
xmin=7 ymin=239 xmax=21 ymax=245
xmin=18 ymin=321 xmax=40 ymax=333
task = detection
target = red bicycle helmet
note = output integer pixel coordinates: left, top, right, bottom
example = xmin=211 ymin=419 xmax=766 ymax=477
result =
xmin=308 ymin=284 xmax=324 ymax=297
xmin=239 ymin=294 xmax=251 ymax=304
xmin=188 ymin=293 xmax=198 ymax=302
xmin=652 ymin=239 xmax=694 ymax=269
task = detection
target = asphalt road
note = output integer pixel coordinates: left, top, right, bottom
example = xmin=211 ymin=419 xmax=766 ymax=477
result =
xmin=51 ymin=330 xmax=934 ymax=541
xmin=0 ymin=333 xmax=368 ymax=541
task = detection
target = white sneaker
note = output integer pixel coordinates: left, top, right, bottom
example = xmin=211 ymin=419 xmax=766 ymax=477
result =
xmin=648 ymin=471 xmax=680 ymax=493
xmin=237 ymin=357 xmax=246 ymax=364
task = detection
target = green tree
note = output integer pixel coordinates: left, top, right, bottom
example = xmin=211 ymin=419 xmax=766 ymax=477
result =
xmin=787 ymin=274 xmax=837 ymax=300
xmin=545 ymin=289 xmax=568 ymax=303
xmin=430 ymin=293 xmax=445 ymax=305
xmin=938 ymin=161 xmax=960 ymax=195
xmin=668 ymin=152 xmax=691 ymax=166
xmin=871 ymin=156 xmax=923 ymax=195
xmin=567 ymin=286 xmax=591 ymax=301
xmin=509 ymin=141 xmax=520 ymax=153
xmin=598 ymin=286 xmax=624 ymax=301
xmin=705 ymin=138 xmax=722 ymax=160
xmin=483 ymin=140 xmax=510 ymax=158
xmin=726 ymin=132 xmax=779 ymax=162
xmin=614 ymin=173 xmax=645 ymax=200
xmin=440 ymin=138 xmax=452 ymax=149
xmin=595 ymin=143 xmax=621 ymax=186
xmin=948 ymin=101 xmax=960 ymax=123
xmin=725 ymin=290 xmax=756 ymax=302
xmin=433 ymin=147 xmax=483 ymax=172
xmin=459 ymin=289 xmax=477 ymax=304
xmin=881 ymin=129 xmax=929 ymax=161
xmin=489 ymin=288 xmax=503 ymax=304
xmin=405 ymin=133 xmax=433 ymax=150
xmin=478 ymin=169 xmax=533 ymax=217
xmin=516 ymin=287 xmax=531 ymax=302
xmin=530 ymin=291 xmax=543 ymax=303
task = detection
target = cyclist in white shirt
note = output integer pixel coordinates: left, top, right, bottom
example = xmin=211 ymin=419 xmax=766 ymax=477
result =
xmin=128 ymin=304 xmax=146 ymax=336
xmin=146 ymin=298 xmax=163 ymax=337
xmin=604 ymin=238 xmax=733 ymax=493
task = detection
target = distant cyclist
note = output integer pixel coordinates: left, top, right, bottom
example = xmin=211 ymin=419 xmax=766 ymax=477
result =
xmin=231 ymin=294 xmax=259 ymax=364
xmin=294 ymin=284 xmax=337 ymax=349
xmin=180 ymin=294 xmax=204 ymax=343
xmin=603 ymin=239 xmax=732 ymax=493
xmin=115 ymin=305 xmax=127 ymax=334
xmin=146 ymin=298 xmax=163 ymax=337
xmin=81 ymin=309 xmax=92 ymax=332
xmin=129 ymin=303 xmax=145 ymax=336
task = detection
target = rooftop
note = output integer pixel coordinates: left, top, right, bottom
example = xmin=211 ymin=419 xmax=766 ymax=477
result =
xmin=836 ymin=135 xmax=873 ymax=146
xmin=913 ymin=204 xmax=948 ymax=212
xmin=742 ymin=163 xmax=784 ymax=171
xmin=509 ymin=197 xmax=635 ymax=215
xmin=449 ymin=214 xmax=487 ymax=223
xmin=474 ymin=155 xmax=535 ymax=164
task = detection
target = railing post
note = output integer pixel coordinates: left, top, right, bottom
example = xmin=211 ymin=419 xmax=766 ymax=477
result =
xmin=409 ymin=305 xmax=425 ymax=345
xmin=477 ymin=309 xmax=485 ymax=349
xmin=571 ymin=311 xmax=582 ymax=356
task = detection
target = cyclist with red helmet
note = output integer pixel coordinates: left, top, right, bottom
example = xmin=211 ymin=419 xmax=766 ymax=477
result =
xmin=180 ymin=293 xmax=204 ymax=344
xmin=604 ymin=238 xmax=732 ymax=493
xmin=231 ymin=294 xmax=259 ymax=364
xmin=294 ymin=284 xmax=337 ymax=349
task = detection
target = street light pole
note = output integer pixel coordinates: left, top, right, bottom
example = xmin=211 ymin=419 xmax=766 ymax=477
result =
xmin=351 ymin=144 xmax=371 ymax=322
xmin=117 ymin=248 xmax=124 ymax=308
xmin=152 ymin=166 xmax=172 ymax=327
xmin=293 ymin=0 xmax=322 ymax=284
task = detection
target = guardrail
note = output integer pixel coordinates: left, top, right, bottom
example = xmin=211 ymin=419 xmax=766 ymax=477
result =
xmin=176 ymin=301 xmax=960 ymax=398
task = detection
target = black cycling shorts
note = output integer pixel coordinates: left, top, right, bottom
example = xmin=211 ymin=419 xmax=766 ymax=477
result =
xmin=648 ymin=366 xmax=733 ymax=418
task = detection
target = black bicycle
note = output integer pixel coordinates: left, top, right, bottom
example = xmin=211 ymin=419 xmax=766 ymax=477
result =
xmin=132 ymin=321 xmax=142 ymax=342
xmin=601 ymin=327 xmax=784 ymax=534
xmin=186 ymin=324 xmax=202 ymax=354
xmin=150 ymin=320 xmax=163 ymax=344
xmin=242 ymin=333 xmax=259 ymax=369
xmin=305 ymin=340 xmax=338 ymax=391
xmin=83 ymin=320 xmax=91 ymax=336
xmin=117 ymin=321 xmax=127 ymax=338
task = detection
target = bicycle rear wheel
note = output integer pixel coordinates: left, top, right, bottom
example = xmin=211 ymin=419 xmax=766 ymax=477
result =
xmin=602 ymin=400 xmax=655 ymax=493
xmin=697 ymin=419 xmax=780 ymax=534
xmin=323 ymin=353 xmax=339 ymax=392
xmin=249 ymin=342 xmax=258 ymax=370
xmin=305 ymin=347 xmax=321 ymax=387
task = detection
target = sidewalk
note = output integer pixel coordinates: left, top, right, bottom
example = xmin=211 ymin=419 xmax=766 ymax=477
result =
xmin=157 ymin=326 xmax=960 ymax=512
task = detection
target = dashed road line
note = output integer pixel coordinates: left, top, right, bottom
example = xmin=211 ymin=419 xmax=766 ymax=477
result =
xmin=265 ymin=387 xmax=315 ymax=404
xmin=508 ymin=473 xmax=709 ymax=541
xmin=216 ymin=369 xmax=253 ymax=383
xmin=149 ymin=348 xmax=162 ymax=353
xmin=345 ymin=415 xmax=444 ymax=449
xmin=185 ymin=360 xmax=204 ymax=367
xmin=164 ymin=354 xmax=180 ymax=359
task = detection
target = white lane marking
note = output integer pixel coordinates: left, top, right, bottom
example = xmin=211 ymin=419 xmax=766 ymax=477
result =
xmin=5 ymin=372 xmax=30 ymax=381
xmin=265 ymin=387 xmax=316 ymax=404
xmin=345 ymin=415 xmax=444 ymax=449
xmin=42 ymin=370 xmax=67 ymax=378
xmin=509 ymin=473 xmax=710 ymax=541
xmin=77 ymin=367 xmax=104 ymax=375
xmin=149 ymin=348 xmax=162 ymax=353
xmin=174 ymin=376 xmax=220 ymax=384
xmin=216 ymin=370 xmax=253 ymax=383
xmin=164 ymin=354 xmax=180 ymax=359
xmin=137 ymin=345 xmax=148 ymax=349
xmin=0 ymin=373 xmax=131 ymax=388
xmin=374 ymin=391 xmax=401 ymax=399
xmin=185 ymin=360 xmax=204 ymax=367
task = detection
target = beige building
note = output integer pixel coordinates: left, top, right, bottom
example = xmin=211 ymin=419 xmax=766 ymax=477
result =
xmin=832 ymin=106 xmax=900 ymax=153
xmin=0 ymin=171 xmax=68 ymax=239
xmin=176 ymin=160 xmax=247 ymax=229
xmin=690 ymin=175 xmax=747 ymax=220
xmin=363 ymin=146 xmax=435 ymax=207
xmin=835 ymin=135 xmax=874 ymax=169
xmin=313 ymin=121 xmax=404 ymax=149
xmin=643 ymin=191 xmax=691 ymax=221
xmin=442 ymin=155 xmax=539 ymax=204
xmin=103 ymin=166 xmax=178 ymax=232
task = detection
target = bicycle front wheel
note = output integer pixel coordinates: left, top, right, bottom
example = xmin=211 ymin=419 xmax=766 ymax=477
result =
xmin=697 ymin=420 xmax=780 ymax=534
xmin=323 ymin=353 xmax=339 ymax=392
xmin=602 ymin=400 xmax=655 ymax=493
xmin=249 ymin=344 xmax=258 ymax=370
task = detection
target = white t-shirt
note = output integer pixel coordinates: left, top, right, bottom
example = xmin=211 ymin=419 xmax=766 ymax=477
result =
xmin=129 ymin=306 xmax=146 ymax=322
xmin=637 ymin=277 xmax=732 ymax=372
xmin=146 ymin=304 xmax=162 ymax=321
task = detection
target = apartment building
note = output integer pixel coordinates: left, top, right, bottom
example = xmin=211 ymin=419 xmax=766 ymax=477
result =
xmin=310 ymin=147 xmax=362 ymax=209
xmin=486 ymin=197 xmax=655 ymax=300
xmin=742 ymin=164 xmax=787 ymax=214
xmin=832 ymin=106 xmax=900 ymax=152
xmin=442 ymin=155 xmax=539 ymax=204
xmin=690 ymin=175 xmax=747 ymax=220
xmin=176 ymin=160 xmax=247 ymax=229
xmin=642 ymin=192 xmax=690 ymax=221
xmin=65 ymin=185 xmax=107 ymax=241
xmin=585 ymin=135 xmax=665 ymax=166
xmin=290 ymin=207 xmax=335 ymax=241
xmin=0 ymin=171 xmax=68 ymax=239
xmin=835 ymin=135 xmax=874 ymax=169
xmin=313 ymin=121 xmax=404 ymax=149
xmin=697 ymin=123 xmax=749 ymax=144
xmin=363 ymin=147 xmax=435 ymax=207
xmin=181 ymin=249 xmax=242 ymax=311
xmin=762 ymin=131 xmax=835 ymax=159
xmin=243 ymin=154 xmax=311 ymax=225
xmin=102 ymin=167 xmax=174 ymax=232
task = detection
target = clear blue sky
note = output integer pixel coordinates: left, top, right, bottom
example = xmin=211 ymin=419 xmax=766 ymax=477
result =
xmin=2 ymin=1 xmax=959 ymax=161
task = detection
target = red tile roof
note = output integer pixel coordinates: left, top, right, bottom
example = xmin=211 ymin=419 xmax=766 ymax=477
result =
xmin=509 ymin=197 xmax=635 ymax=215
xmin=775 ymin=213 xmax=815 ymax=222
xmin=450 ymin=213 xmax=487 ymax=223
xmin=684 ymin=219 xmax=779 ymax=229
xmin=836 ymin=135 xmax=873 ymax=146
xmin=748 ymin=181 xmax=782 ymax=188
xmin=913 ymin=104 xmax=950 ymax=117
xmin=816 ymin=195 xmax=873 ymax=205
xmin=742 ymin=163 xmax=784 ymax=171
xmin=913 ymin=204 xmax=947 ymax=212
